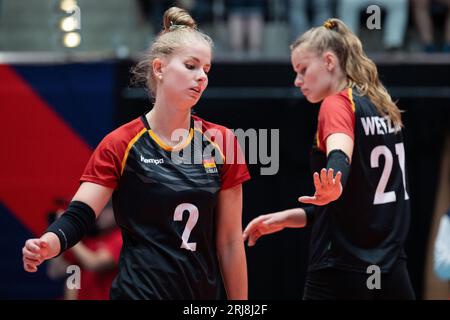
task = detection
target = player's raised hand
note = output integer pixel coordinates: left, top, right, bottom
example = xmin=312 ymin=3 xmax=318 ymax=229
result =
xmin=298 ymin=168 xmax=343 ymax=206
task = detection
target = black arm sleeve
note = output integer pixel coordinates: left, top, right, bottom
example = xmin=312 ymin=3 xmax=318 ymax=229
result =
xmin=303 ymin=205 xmax=316 ymax=227
xmin=326 ymin=149 xmax=351 ymax=188
xmin=46 ymin=201 xmax=96 ymax=255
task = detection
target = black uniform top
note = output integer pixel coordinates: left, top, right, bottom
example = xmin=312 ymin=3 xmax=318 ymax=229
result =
xmin=308 ymin=88 xmax=410 ymax=273
xmin=80 ymin=115 xmax=250 ymax=299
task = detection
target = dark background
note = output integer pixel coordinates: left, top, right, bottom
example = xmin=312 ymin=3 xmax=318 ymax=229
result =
xmin=116 ymin=60 xmax=450 ymax=299
xmin=0 ymin=60 xmax=448 ymax=299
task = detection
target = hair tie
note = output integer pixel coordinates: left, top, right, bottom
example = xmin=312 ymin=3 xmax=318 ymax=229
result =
xmin=168 ymin=20 xmax=186 ymax=31
xmin=323 ymin=19 xmax=336 ymax=30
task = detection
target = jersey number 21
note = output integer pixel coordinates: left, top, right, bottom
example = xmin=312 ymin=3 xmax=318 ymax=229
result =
xmin=371 ymin=142 xmax=409 ymax=205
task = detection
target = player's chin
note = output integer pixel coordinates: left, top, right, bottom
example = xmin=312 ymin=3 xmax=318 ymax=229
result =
xmin=305 ymin=95 xmax=321 ymax=104
xmin=186 ymin=93 xmax=203 ymax=105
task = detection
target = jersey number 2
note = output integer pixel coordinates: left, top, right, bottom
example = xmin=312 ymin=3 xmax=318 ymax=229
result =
xmin=371 ymin=143 xmax=409 ymax=205
xmin=174 ymin=203 xmax=198 ymax=251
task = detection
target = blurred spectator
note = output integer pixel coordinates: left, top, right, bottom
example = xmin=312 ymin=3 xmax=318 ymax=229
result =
xmin=434 ymin=208 xmax=450 ymax=281
xmin=226 ymin=0 xmax=265 ymax=56
xmin=288 ymin=0 xmax=333 ymax=41
xmin=47 ymin=201 xmax=122 ymax=300
xmin=337 ymin=0 xmax=408 ymax=51
xmin=136 ymin=1 xmax=213 ymax=35
xmin=411 ymin=0 xmax=450 ymax=53
xmin=135 ymin=0 xmax=176 ymax=34
xmin=180 ymin=0 xmax=214 ymax=24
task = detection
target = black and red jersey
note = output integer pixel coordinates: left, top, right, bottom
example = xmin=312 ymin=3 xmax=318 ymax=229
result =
xmin=80 ymin=114 xmax=250 ymax=299
xmin=309 ymin=88 xmax=410 ymax=273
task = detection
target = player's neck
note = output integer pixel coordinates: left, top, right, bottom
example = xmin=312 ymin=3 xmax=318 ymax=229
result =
xmin=331 ymin=74 xmax=349 ymax=95
xmin=146 ymin=104 xmax=191 ymax=146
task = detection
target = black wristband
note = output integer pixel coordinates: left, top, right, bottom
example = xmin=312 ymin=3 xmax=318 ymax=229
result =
xmin=327 ymin=149 xmax=351 ymax=188
xmin=46 ymin=201 xmax=96 ymax=256
xmin=303 ymin=205 xmax=315 ymax=227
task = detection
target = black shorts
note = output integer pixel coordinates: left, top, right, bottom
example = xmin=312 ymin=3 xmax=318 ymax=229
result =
xmin=303 ymin=259 xmax=415 ymax=300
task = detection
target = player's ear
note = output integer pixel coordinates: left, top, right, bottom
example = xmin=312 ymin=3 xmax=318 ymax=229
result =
xmin=152 ymin=58 xmax=165 ymax=79
xmin=323 ymin=51 xmax=338 ymax=72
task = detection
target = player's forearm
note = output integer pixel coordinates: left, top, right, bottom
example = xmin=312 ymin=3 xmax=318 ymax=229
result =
xmin=282 ymin=208 xmax=308 ymax=228
xmin=217 ymin=239 xmax=248 ymax=300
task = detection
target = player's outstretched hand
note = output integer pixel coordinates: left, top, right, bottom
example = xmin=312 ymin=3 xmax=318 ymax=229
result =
xmin=298 ymin=168 xmax=342 ymax=206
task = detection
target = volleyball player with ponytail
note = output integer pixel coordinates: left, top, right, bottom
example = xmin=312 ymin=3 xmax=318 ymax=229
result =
xmin=243 ymin=19 xmax=415 ymax=300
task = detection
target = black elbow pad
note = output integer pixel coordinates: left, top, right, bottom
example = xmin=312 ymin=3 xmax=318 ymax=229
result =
xmin=46 ymin=201 xmax=96 ymax=255
xmin=326 ymin=149 xmax=350 ymax=188
xmin=303 ymin=205 xmax=316 ymax=227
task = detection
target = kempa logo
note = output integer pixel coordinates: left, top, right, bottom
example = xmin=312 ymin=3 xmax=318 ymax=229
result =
xmin=140 ymin=155 xmax=164 ymax=165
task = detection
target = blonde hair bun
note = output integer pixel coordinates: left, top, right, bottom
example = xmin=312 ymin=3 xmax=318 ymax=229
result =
xmin=163 ymin=7 xmax=197 ymax=33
